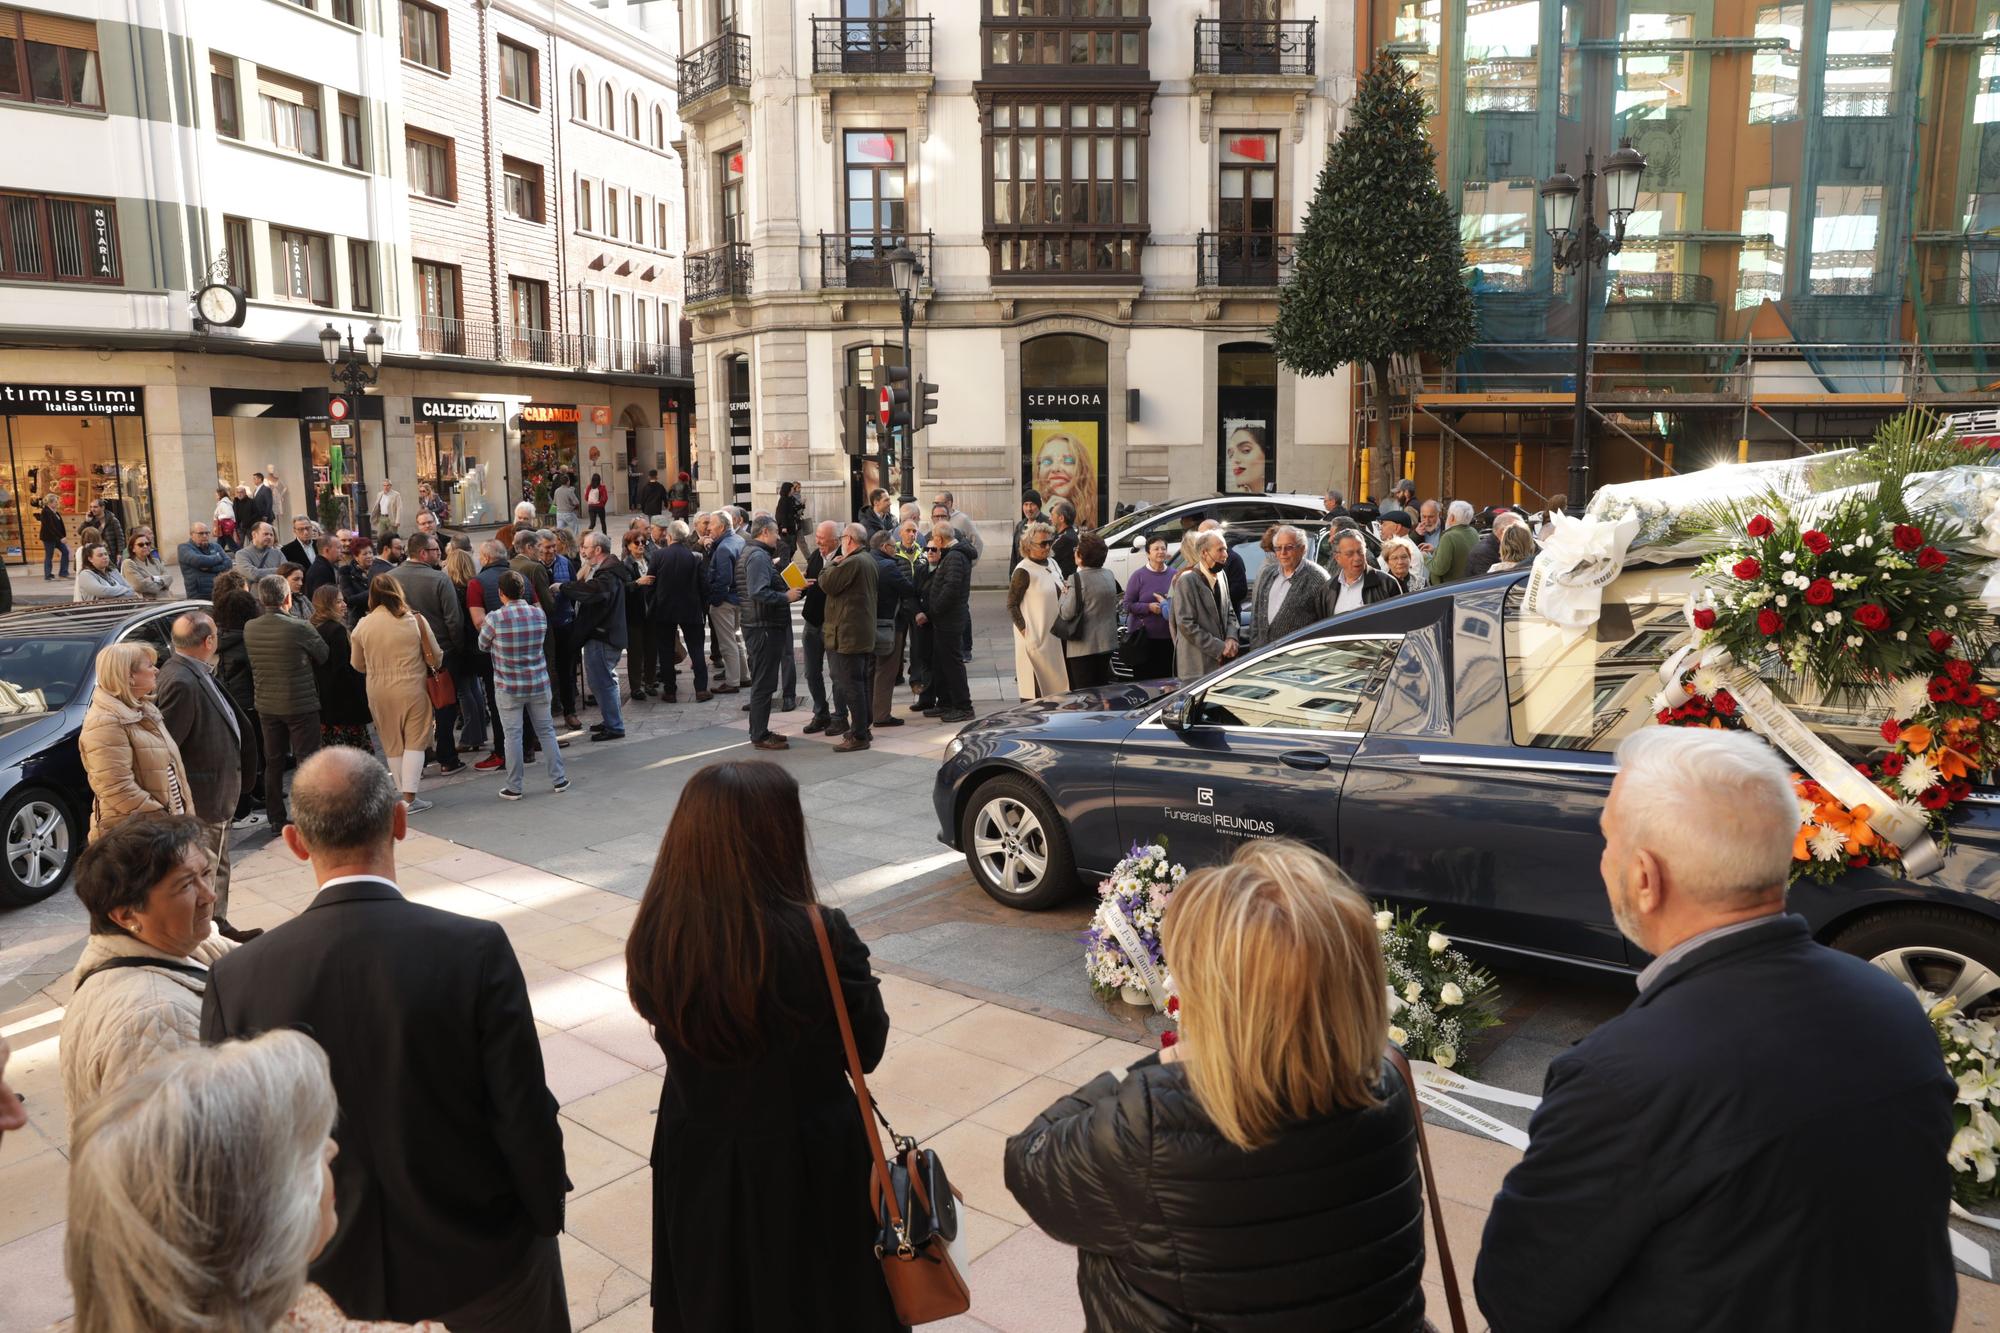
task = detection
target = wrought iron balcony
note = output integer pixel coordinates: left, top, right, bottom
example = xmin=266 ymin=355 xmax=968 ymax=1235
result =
xmin=390 ymin=320 xmax=691 ymax=378
xmin=1196 ymin=231 xmax=1297 ymax=287
xmin=680 ymin=31 xmax=750 ymax=106
xmin=686 ymin=242 xmax=753 ymax=305
xmin=1604 ymin=272 xmax=1716 ymax=304
xmin=413 ymin=315 xmax=496 ymax=360
xmin=1929 ymin=274 xmax=2000 ymax=307
xmin=1193 ymin=18 xmax=1316 ymax=77
xmin=820 ymin=231 xmax=934 ymax=289
xmin=811 ymin=16 xmax=933 ymax=75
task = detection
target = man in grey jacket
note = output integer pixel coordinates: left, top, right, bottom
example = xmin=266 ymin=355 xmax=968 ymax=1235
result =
xmin=233 ymin=522 xmax=284 ymax=578
xmin=1170 ymin=530 xmax=1240 ymax=680
xmin=241 ymin=575 xmax=328 ymax=831
xmin=392 ymin=533 xmax=466 ymax=774
xmin=739 ymin=514 xmax=801 ymax=751
xmin=1247 ymin=525 xmax=1332 ymax=648
xmin=155 ymin=611 xmax=257 ymax=926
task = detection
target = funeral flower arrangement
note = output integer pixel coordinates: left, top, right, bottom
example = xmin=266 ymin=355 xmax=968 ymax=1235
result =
xmin=1082 ymin=841 xmax=1185 ymax=1003
xmin=1377 ymin=907 xmax=1502 ymax=1073
xmin=1916 ymin=988 xmax=2000 ymax=1205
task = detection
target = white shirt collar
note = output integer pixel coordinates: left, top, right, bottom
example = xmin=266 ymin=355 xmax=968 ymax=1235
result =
xmin=317 ymin=873 xmax=404 ymax=895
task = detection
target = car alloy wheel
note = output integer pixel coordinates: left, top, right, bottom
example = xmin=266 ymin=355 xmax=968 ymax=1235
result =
xmin=971 ymin=796 xmax=1050 ymax=899
xmin=7 ymin=798 xmax=69 ymax=892
xmin=1870 ymin=945 xmax=2000 ymax=1022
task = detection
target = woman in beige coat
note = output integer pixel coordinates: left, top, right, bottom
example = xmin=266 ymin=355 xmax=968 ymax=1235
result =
xmin=349 ymin=574 xmax=443 ymax=814
xmin=80 ymin=643 xmax=191 ymax=841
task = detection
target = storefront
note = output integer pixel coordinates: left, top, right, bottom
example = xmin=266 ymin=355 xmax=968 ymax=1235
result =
xmin=210 ymin=388 xmax=379 ymax=536
xmin=519 ymin=402 xmax=579 ymax=512
xmin=1020 ymin=335 xmax=1110 ymax=530
xmin=0 ymin=383 xmax=153 ymax=567
xmin=415 ymin=397 xmax=506 ymax=526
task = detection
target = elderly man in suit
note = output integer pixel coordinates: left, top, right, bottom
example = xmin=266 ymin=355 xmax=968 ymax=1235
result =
xmin=1247 ymin=524 xmax=1332 ymax=648
xmin=1169 ymin=528 xmax=1240 ymax=680
xmin=201 ymin=747 xmax=569 ymax=1330
xmin=154 ymin=611 xmax=257 ymax=933
xmin=1476 ymin=727 xmax=1956 ymax=1332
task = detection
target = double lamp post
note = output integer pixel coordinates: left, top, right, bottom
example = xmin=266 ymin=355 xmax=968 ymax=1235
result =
xmin=1539 ymin=138 xmax=1647 ymax=517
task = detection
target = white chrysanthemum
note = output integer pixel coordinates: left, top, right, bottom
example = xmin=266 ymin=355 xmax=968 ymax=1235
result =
xmin=1898 ymin=754 xmax=1941 ymax=795
xmin=1797 ymin=795 xmax=1821 ymax=823
xmin=1691 ymin=665 xmax=1727 ymax=698
xmin=1890 ymin=676 xmax=1932 ymax=720
xmin=1894 ymin=796 xmax=1931 ymax=827
xmin=1651 ymin=691 xmax=1672 ymax=713
xmin=1808 ymin=825 xmax=1847 ymax=862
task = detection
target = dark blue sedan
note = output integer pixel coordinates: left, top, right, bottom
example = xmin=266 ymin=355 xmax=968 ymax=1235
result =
xmin=0 ymin=599 xmax=202 ymax=907
xmin=935 ymin=564 xmax=2000 ymax=1005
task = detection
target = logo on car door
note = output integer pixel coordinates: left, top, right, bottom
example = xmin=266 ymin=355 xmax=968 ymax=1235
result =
xmin=1197 ymin=787 xmax=1213 ymax=807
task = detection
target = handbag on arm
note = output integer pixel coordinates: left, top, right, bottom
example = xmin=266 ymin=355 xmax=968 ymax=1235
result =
xmin=809 ymin=908 xmax=973 ymax=1324
xmin=1386 ymin=1044 xmax=1471 ymax=1333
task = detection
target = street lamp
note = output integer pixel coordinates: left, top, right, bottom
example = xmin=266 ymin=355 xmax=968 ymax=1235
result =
xmin=885 ymin=243 xmax=922 ymax=505
xmin=320 ymin=321 xmax=385 ymax=396
xmin=1541 ymin=138 xmax=1646 ymax=516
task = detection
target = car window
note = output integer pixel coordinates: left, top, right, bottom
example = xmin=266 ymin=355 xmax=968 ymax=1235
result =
xmin=1502 ymin=570 xmax=1887 ymax=760
xmin=120 ymin=615 xmax=174 ymax=664
xmin=1190 ymin=637 xmax=1400 ymax=732
xmin=0 ymin=637 xmax=98 ymax=714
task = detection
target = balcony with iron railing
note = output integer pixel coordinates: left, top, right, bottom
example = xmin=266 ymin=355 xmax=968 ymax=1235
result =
xmin=811 ymin=16 xmax=934 ymax=76
xmin=679 ymin=31 xmax=750 ymax=116
xmin=820 ymin=231 xmax=934 ymax=290
xmin=1600 ymin=270 xmax=1720 ymax=342
xmin=391 ymin=319 xmax=690 ymax=379
xmin=1195 ymin=231 xmax=1297 ymax=288
xmin=686 ymin=242 xmax=753 ymax=305
xmin=1192 ymin=18 xmax=1316 ymax=79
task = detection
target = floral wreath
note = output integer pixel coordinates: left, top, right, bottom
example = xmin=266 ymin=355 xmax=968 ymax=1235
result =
xmin=1657 ymin=490 xmax=1997 ymax=883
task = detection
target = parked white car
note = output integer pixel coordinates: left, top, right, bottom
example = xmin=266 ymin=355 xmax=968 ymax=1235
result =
xmin=1095 ymin=493 xmax=1326 ymax=583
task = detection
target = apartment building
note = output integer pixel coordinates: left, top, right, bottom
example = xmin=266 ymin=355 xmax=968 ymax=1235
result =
xmin=675 ymin=0 xmax=1350 ymax=534
xmin=0 ymin=0 xmax=687 ymax=568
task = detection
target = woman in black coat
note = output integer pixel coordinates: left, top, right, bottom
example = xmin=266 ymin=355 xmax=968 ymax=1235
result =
xmin=308 ymin=585 xmax=373 ymax=750
xmin=210 ymin=579 xmax=263 ymax=817
xmin=626 ymin=760 xmax=899 ymax=1333
xmin=776 ymin=480 xmax=806 ymax=557
xmin=1005 ymin=838 xmax=1427 ymax=1333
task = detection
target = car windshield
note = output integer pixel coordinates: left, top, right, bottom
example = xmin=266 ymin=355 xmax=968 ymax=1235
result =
xmin=0 ymin=637 xmax=97 ymax=715
xmin=1097 ymin=501 xmax=1173 ymax=546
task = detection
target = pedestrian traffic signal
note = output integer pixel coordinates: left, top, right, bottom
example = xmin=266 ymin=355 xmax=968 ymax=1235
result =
xmin=917 ymin=379 xmax=940 ymax=433
xmin=882 ymin=365 xmax=913 ymax=434
xmin=839 ymin=385 xmax=869 ymax=457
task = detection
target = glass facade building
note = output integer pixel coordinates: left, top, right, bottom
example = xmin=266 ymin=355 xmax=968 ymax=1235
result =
xmin=1367 ymin=0 xmax=2000 ymax=505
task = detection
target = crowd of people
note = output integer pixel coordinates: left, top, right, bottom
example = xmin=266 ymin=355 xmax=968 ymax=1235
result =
xmin=0 ymin=725 xmax=1962 ymax=1332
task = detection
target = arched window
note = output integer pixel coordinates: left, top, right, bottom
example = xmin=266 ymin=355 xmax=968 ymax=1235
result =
xmin=573 ymin=71 xmax=587 ymax=118
xmin=601 ymin=83 xmax=614 ymax=126
xmin=652 ymin=105 xmax=665 ymax=148
xmin=627 ymin=94 xmax=640 ymax=138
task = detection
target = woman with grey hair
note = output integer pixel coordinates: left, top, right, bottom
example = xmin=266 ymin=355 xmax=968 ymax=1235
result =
xmin=67 ymin=1029 xmax=444 ymax=1332
xmin=1008 ymin=519 xmax=1069 ymax=698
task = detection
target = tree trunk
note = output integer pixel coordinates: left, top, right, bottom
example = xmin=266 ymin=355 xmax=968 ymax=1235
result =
xmin=1370 ymin=357 xmax=1397 ymax=500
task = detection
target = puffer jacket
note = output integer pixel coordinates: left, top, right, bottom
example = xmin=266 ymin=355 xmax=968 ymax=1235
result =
xmin=79 ymin=693 xmax=191 ymax=840
xmin=243 ymin=609 xmax=330 ymax=716
xmin=1004 ymin=1055 xmax=1427 ymax=1333
xmin=61 ymin=929 xmax=232 ymax=1117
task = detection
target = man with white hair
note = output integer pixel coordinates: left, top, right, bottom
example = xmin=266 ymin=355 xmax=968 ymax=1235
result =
xmin=1246 ymin=525 xmax=1331 ymax=647
xmin=1426 ymin=499 xmax=1479 ymax=585
xmin=1477 ymin=726 xmax=1955 ymax=1331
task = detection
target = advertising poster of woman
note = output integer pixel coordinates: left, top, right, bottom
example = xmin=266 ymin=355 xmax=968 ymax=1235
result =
xmin=1220 ymin=419 xmax=1274 ymax=494
xmin=1026 ymin=422 xmax=1102 ymax=530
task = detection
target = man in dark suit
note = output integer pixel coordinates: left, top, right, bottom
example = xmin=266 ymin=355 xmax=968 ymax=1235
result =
xmin=1326 ymin=530 xmax=1399 ymax=616
xmin=640 ymin=519 xmax=710 ymax=702
xmin=280 ymin=516 xmax=316 ymax=569
xmin=303 ymin=535 xmax=342 ymax=600
xmin=1466 ymin=508 xmax=1525 ymax=578
xmin=1048 ymin=499 xmax=1080 ymax=580
xmin=155 ymin=611 xmax=257 ymax=932
xmin=200 ymin=747 xmax=569 ymax=1331
xmin=1476 ymin=727 xmax=1956 ymax=1333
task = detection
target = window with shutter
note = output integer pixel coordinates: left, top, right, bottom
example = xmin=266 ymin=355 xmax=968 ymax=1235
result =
xmin=0 ymin=5 xmax=101 ymax=108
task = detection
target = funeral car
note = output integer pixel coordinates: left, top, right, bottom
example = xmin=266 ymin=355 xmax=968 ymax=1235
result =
xmin=933 ymin=563 xmax=2000 ymax=1011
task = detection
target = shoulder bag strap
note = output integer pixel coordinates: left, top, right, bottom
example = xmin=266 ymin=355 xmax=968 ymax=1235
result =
xmin=809 ymin=907 xmax=907 ymax=1236
xmin=76 ymin=955 xmax=210 ymax=988
xmin=1386 ymin=1044 xmax=1470 ymax=1333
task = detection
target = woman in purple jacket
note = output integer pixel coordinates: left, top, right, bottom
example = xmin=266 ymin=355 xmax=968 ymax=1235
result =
xmin=1120 ymin=535 xmax=1177 ymax=681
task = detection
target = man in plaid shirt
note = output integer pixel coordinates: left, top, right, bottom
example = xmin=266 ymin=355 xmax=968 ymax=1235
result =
xmin=476 ymin=570 xmax=569 ymax=799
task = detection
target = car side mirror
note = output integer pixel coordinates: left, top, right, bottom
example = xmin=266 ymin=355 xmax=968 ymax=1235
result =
xmin=1131 ymin=534 xmax=1146 ymax=551
xmin=1160 ymin=693 xmax=1191 ymax=731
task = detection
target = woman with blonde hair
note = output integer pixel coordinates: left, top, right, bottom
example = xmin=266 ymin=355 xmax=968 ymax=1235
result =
xmin=67 ymin=1029 xmax=442 ymax=1332
xmin=1005 ymin=839 xmax=1427 ymax=1332
xmin=81 ymin=643 xmax=191 ymax=840
xmin=1007 ymin=520 xmax=1069 ymax=699
xmin=1380 ymin=535 xmax=1424 ymax=595
xmin=348 ymin=575 xmax=443 ymax=814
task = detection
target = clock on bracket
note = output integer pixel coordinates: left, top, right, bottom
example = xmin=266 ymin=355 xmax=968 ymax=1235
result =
xmin=194 ymin=283 xmax=247 ymax=329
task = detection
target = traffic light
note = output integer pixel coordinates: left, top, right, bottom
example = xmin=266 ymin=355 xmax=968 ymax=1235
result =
xmin=882 ymin=364 xmax=913 ymax=434
xmin=916 ymin=378 xmax=940 ymax=433
xmin=838 ymin=384 xmax=868 ymax=457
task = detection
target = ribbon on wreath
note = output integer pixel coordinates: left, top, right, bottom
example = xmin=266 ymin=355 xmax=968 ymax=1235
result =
xmin=1522 ymin=512 xmax=1642 ymax=635
xmin=1101 ymin=901 xmax=1167 ymax=1011
xmin=1657 ymin=617 xmax=1944 ymax=878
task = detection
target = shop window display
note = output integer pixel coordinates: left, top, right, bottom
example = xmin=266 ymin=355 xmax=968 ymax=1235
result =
xmin=0 ymin=413 xmax=152 ymax=567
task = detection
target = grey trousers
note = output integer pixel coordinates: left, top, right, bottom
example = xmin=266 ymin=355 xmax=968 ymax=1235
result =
xmin=708 ymin=602 xmax=746 ymax=686
xmin=201 ymin=818 xmax=234 ymax=921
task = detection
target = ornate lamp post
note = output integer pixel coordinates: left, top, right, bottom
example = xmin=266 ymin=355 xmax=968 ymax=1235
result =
xmin=1540 ymin=139 xmax=1646 ymax=516
xmin=885 ymin=244 xmax=923 ymax=505
xmin=319 ymin=322 xmax=385 ymax=396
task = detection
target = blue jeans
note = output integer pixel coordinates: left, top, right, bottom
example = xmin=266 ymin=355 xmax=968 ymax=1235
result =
xmin=496 ymin=688 xmax=564 ymax=792
xmin=455 ymin=666 xmax=488 ymax=752
xmin=583 ymin=640 xmax=625 ymax=733
xmin=43 ymin=541 xmax=69 ymax=578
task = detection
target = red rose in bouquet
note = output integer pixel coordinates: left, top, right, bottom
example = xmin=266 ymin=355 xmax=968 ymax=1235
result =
xmin=1802 ymin=529 xmax=1832 ymax=555
xmin=1984 ymin=700 xmax=2000 ymax=722
xmin=1948 ymin=658 xmax=1975 ymax=684
xmin=1852 ymin=603 xmax=1890 ymax=631
xmin=1917 ymin=546 xmax=1949 ymax=571
xmin=1757 ymin=608 xmax=1783 ymax=636
xmin=1931 ymin=630 xmax=1956 ymax=653
xmin=1692 ymin=608 xmax=1716 ymax=630
xmin=1712 ymin=690 xmax=1738 ymax=717
xmin=1747 ymin=514 xmax=1775 ymax=538
xmin=1893 ymin=524 xmax=1925 ymax=551
xmin=1881 ymin=719 xmax=1902 ymax=744
xmin=1733 ymin=557 xmax=1763 ymax=581
xmin=1804 ymin=578 xmax=1836 ymax=606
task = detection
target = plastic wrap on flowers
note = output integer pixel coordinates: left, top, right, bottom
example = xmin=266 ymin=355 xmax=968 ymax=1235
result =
xmin=1583 ymin=452 xmax=1864 ymax=564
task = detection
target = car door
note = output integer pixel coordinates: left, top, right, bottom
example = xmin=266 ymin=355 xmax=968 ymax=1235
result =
xmin=1113 ymin=634 xmax=1401 ymax=867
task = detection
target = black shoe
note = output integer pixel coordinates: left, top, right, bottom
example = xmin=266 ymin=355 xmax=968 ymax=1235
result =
xmin=803 ymin=713 xmax=830 ymax=735
xmin=437 ymin=762 xmax=467 ymax=777
xmin=921 ymin=706 xmax=945 ymax=717
xmin=214 ymin=918 xmax=264 ymax=944
xmin=824 ymin=719 xmax=849 ymax=738
xmin=939 ymin=708 xmax=975 ymax=722
xmin=740 ymin=702 xmax=751 ymax=712
xmin=878 ymin=716 xmax=905 ymax=727
xmin=781 ymin=697 xmax=799 ymax=711
xmin=590 ymin=729 xmax=625 ymax=742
